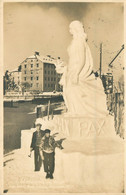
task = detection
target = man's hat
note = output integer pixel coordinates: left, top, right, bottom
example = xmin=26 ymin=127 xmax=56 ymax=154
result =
xmin=45 ymin=129 xmax=51 ymax=133
xmin=36 ymin=123 xmax=42 ymax=126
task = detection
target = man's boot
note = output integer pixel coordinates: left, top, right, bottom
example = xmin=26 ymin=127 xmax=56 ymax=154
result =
xmin=46 ymin=172 xmax=50 ymax=179
xmin=50 ymin=173 xmax=53 ymax=179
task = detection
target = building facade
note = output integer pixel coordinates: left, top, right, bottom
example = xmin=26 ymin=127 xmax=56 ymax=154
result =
xmin=20 ymin=52 xmax=62 ymax=92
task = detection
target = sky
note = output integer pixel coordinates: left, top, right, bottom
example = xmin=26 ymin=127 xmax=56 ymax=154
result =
xmin=3 ymin=2 xmax=124 ymax=81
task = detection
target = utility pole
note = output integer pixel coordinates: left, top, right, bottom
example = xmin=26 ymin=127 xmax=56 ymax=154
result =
xmin=100 ymin=43 xmax=102 ymax=78
xmin=47 ymin=100 xmax=50 ymax=120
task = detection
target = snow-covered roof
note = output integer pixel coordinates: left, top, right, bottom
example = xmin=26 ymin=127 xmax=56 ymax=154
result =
xmin=20 ymin=53 xmax=62 ymax=67
xmin=37 ymin=55 xmax=57 ymax=65
xmin=27 ymin=55 xmax=36 ymax=59
xmin=10 ymin=68 xmax=18 ymax=73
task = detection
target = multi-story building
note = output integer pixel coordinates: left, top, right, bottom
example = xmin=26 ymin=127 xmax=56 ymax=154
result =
xmin=20 ymin=52 xmax=62 ymax=92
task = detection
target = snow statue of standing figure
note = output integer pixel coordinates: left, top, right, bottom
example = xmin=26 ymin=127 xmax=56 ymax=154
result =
xmin=56 ymin=20 xmax=108 ymax=117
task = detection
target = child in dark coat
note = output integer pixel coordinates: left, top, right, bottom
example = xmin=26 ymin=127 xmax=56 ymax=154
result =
xmin=39 ymin=129 xmax=65 ymax=179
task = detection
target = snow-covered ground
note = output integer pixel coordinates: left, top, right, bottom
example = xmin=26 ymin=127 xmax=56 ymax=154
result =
xmin=4 ymin=135 xmax=124 ymax=193
xmin=4 ymin=114 xmax=124 ymax=193
xmin=4 ymin=149 xmax=88 ymax=193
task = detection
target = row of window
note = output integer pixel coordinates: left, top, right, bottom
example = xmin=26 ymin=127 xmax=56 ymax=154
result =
xmin=45 ymin=77 xmax=56 ymax=81
xmin=24 ymin=64 xmax=39 ymax=68
xmin=24 ymin=76 xmax=39 ymax=81
xmin=12 ymin=76 xmax=20 ymax=80
xmin=30 ymin=83 xmax=55 ymax=88
xmin=24 ymin=70 xmax=39 ymax=74
xmin=24 ymin=70 xmax=56 ymax=75
xmin=44 ymin=64 xmax=55 ymax=69
xmin=25 ymin=59 xmax=38 ymax=63
xmin=45 ymin=83 xmax=55 ymax=88
xmin=24 ymin=76 xmax=57 ymax=81
xmin=44 ymin=70 xmax=56 ymax=75
xmin=43 ymin=58 xmax=53 ymax=62
xmin=31 ymin=83 xmax=39 ymax=87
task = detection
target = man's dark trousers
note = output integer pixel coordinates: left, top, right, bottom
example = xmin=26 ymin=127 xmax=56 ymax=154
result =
xmin=34 ymin=146 xmax=42 ymax=171
xmin=43 ymin=152 xmax=55 ymax=174
xmin=30 ymin=130 xmax=45 ymax=171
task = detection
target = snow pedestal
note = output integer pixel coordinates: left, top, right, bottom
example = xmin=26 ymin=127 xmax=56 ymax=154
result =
xmin=52 ymin=114 xmax=117 ymax=138
xmin=54 ymin=138 xmax=124 ymax=193
xmin=21 ymin=114 xmax=124 ymax=193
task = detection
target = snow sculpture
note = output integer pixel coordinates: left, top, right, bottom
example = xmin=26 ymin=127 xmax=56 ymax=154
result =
xmin=56 ymin=20 xmax=108 ymax=118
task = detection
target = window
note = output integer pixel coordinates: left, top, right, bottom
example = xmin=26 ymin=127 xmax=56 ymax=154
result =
xmin=36 ymin=76 xmax=39 ymax=80
xmin=36 ymin=63 xmax=39 ymax=68
xmin=48 ymin=84 xmax=50 ymax=87
xmin=45 ymin=84 xmax=46 ymax=87
xmin=31 ymin=70 xmax=33 ymax=74
xmin=31 ymin=60 xmax=33 ymax=62
xmin=51 ymin=78 xmax=53 ymax=81
xmin=45 ymin=77 xmax=46 ymax=81
xmin=48 ymin=77 xmax=50 ymax=81
xmin=51 ymin=84 xmax=53 ymax=87
xmin=24 ymin=70 xmax=26 ymax=74
xmin=24 ymin=64 xmax=27 ymax=68
xmin=45 ymin=70 xmax=46 ymax=74
xmin=31 ymin=83 xmax=33 ymax=87
xmin=54 ymin=78 xmax=56 ymax=81
xmin=31 ymin=64 xmax=33 ymax=68
xmin=48 ymin=65 xmax=50 ymax=68
xmin=48 ymin=71 xmax=50 ymax=74
xmin=36 ymin=83 xmax=39 ymax=87
xmin=51 ymin=71 xmax=53 ymax=74
xmin=31 ymin=77 xmax=33 ymax=81
xmin=24 ymin=77 xmax=26 ymax=81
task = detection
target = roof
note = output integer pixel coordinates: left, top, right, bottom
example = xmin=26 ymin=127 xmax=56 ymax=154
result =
xmin=37 ymin=55 xmax=57 ymax=65
xmin=10 ymin=68 xmax=18 ymax=73
xmin=27 ymin=55 xmax=36 ymax=59
xmin=20 ymin=53 xmax=63 ymax=67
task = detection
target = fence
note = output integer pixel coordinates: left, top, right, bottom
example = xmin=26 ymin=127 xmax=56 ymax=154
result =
xmin=106 ymin=92 xmax=124 ymax=138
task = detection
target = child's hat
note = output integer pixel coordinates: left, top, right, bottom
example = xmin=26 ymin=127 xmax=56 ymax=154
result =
xmin=45 ymin=129 xmax=51 ymax=133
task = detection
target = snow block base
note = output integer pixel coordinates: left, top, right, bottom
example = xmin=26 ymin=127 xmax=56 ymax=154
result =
xmin=55 ymin=138 xmax=124 ymax=193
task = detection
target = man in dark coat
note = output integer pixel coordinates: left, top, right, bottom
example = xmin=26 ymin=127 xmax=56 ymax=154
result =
xmin=30 ymin=123 xmax=45 ymax=171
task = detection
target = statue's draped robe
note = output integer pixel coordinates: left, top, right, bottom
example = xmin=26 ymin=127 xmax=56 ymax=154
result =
xmin=61 ymin=38 xmax=108 ymax=117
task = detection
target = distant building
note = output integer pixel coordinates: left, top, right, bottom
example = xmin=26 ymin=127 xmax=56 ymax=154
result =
xmin=10 ymin=68 xmax=22 ymax=86
xmin=20 ymin=52 xmax=62 ymax=92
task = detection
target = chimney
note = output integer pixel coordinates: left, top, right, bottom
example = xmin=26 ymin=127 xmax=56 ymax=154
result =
xmin=35 ymin=51 xmax=40 ymax=56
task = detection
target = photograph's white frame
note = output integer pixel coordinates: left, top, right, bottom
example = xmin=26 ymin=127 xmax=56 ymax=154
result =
xmin=0 ymin=0 xmax=126 ymax=194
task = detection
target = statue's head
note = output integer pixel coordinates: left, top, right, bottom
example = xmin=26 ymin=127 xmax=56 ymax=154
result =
xmin=69 ymin=20 xmax=87 ymax=40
